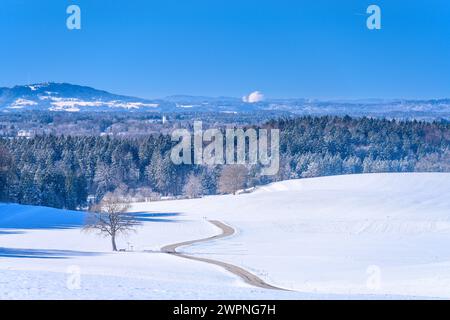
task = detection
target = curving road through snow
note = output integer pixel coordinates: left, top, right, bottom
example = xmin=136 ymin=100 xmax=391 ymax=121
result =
xmin=161 ymin=220 xmax=288 ymax=291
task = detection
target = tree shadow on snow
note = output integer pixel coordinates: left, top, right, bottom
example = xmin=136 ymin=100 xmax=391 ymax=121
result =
xmin=0 ymin=230 xmax=25 ymax=235
xmin=0 ymin=247 xmax=102 ymax=259
xmin=131 ymin=212 xmax=182 ymax=223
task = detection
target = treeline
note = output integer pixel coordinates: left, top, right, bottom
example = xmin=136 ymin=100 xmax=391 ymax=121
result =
xmin=0 ymin=116 xmax=448 ymax=209
xmin=273 ymin=116 xmax=450 ymax=179
xmin=0 ymin=134 xmax=195 ymax=208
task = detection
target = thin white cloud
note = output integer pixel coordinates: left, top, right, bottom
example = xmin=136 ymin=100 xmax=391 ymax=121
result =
xmin=242 ymin=91 xmax=264 ymax=103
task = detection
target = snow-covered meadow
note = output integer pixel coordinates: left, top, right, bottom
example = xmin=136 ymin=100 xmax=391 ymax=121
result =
xmin=1 ymin=173 xmax=450 ymax=299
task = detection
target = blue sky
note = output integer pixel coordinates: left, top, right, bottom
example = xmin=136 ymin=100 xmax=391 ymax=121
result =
xmin=0 ymin=0 xmax=449 ymax=99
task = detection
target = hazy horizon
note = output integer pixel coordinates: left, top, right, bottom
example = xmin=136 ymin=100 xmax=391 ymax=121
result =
xmin=2 ymin=81 xmax=450 ymax=102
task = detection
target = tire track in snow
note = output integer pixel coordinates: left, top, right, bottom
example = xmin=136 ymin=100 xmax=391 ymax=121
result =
xmin=161 ymin=220 xmax=289 ymax=291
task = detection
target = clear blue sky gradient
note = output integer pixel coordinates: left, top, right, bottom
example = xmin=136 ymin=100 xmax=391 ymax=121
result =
xmin=0 ymin=0 xmax=449 ymax=99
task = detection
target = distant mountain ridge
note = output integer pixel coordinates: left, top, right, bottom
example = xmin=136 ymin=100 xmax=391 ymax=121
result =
xmin=0 ymin=83 xmax=164 ymax=112
xmin=0 ymin=83 xmax=449 ymax=119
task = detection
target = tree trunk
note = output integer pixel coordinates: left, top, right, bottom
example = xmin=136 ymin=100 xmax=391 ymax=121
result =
xmin=111 ymin=234 xmax=118 ymax=251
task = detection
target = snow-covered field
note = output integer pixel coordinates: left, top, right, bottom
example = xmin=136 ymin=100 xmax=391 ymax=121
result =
xmin=1 ymin=173 xmax=450 ymax=299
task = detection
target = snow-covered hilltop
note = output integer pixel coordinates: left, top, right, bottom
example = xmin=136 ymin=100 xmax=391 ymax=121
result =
xmin=0 ymin=83 xmax=163 ymax=112
xmin=1 ymin=173 xmax=450 ymax=299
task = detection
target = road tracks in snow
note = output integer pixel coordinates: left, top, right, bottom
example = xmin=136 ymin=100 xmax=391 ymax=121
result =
xmin=161 ymin=220 xmax=289 ymax=291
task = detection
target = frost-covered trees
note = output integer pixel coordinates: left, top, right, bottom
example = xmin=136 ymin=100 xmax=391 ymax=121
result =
xmin=0 ymin=116 xmax=448 ymax=208
xmin=218 ymin=165 xmax=248 ymax=195
xmin=183 ymin=173 xmax=203 ymax=198
xmin=0 ymin=146 xmax=12 ymax=201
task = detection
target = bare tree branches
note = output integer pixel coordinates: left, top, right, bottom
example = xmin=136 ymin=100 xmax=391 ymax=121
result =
xmin=84 ymin=191 xmax=140 ymax=251
xmin=183 ymin=173 xmax=203 ymax=199
xmin=218 ymin=165 xmax=248 ymax=195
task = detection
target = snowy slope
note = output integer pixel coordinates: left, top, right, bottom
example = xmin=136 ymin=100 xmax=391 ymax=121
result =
xmin=1 ymin=173 xmax=450 ymax=299
xmin=132 ymin=173 xmax=450 ymax=298
xmin=0 ymin=205 xmax=325 ymax=299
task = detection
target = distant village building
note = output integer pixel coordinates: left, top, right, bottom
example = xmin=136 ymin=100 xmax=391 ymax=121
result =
xmin=162 ymin=115 xmax=168 ymax=124
xmin=87 ymin=195 xmax=96 ymax=204
xmin=17 ymin=130 xmax=33 ymax=138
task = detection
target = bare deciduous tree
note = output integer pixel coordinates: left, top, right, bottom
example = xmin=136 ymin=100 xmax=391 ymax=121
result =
xmin=84 ymin=191 xmax=139 ymax=251
xmin=217 ymin=165 xmax=248 ymax=195
xmin=183 ymin=173 xmax=203 ymax=199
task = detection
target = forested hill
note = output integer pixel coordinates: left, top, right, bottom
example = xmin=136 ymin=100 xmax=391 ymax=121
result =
xmin=275 ymin=116 xmax=449 ymax=178
xmin=0 ymin=116 xmax=449 ymax=210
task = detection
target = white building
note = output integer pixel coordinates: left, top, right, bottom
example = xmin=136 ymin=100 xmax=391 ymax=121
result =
xmin=17 ymin=130 xmax=33 ymax=138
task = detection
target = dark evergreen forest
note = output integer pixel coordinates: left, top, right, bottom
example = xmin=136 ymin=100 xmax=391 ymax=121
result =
xmin=0 ymin=116 xmax=448 ymax=209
